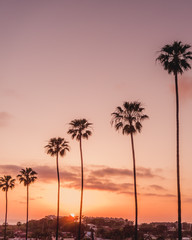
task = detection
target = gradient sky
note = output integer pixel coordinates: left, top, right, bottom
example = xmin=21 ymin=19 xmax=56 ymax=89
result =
xmin=1 ymin=0 xmax=192 ymax=224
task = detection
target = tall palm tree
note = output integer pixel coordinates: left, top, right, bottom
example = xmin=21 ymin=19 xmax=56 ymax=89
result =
xmin=44 ymin=137 xmax=70 ymax=240
xmin=68 ymin=119 xmax=92 ymax=240
xmin=156 ymin=41 xmax=192 ymax=240
xmin=0 ymin=175 xmax=15 ymax=240
xmin=17 ymin=168 xmax=37 ymax=240
xmin=111 ymin=101 xmax=148 ymax=240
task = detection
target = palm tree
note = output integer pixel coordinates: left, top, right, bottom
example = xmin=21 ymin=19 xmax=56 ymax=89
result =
xmin=111 ymin=101 xmax=148 ymax=240
xmin=156 ymin=41 xmax=192 ymax=240
xmin=68 ymin=119 xmax=92 ymax=240
xmin=44 ymin=137 xmax=70 ymax=240
xmin=0 ymin=175 xmax=15 ymax=240
xmin=17 ymin=168 xmax=37 ymax=240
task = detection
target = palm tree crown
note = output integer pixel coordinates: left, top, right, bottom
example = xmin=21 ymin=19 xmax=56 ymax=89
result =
xmin=0 ymin=175 xmax=15 ymax=191
xmin=111 ymin=101 xmax=148 ymax=135
xmin=45 ymin=137 xmax=70 ymax=156
xmin=17 ymin=168 xmax=37 ymax=186
xmin=68 ymin=119 xmax=92 ymax=140
xmin=156 ymin=41 xmax=192 ymax=75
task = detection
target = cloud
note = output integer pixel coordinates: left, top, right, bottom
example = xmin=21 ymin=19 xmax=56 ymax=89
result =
xmin=118 ymin=190 xmax=134 ymax=195
xmin=30 ymin=196 xmax=43 ymax=201
xmin=143 ymin=193 xmax=176 ymax=198
xmin=0 ymin=164 xmax=79 ymax=183
xmin=18 ymin=201 xmax=25 ymax=204
xmin=86 ymin=182 xmax=120 ymax=191
xmin=117 ymin=191 xmax=176 ymax=198
xmin=149 ymin=184 xmax=166 ymax=191
xmin=0 ymin=112 xmax=12 ymax=127
xmin=91 ymin=167 xmax=132 ymax=178
xmin=16 ymin=196 xmax=43 ymax=205
xmin=34 ymin=165 xmax=79 ymax=183
xmin=65 ymin=175 xmax=134 ymax=193
xmin=90 ymin=166 xmax=161 ymax=179
xmin=182 ymin=196 xmax=192 ymax=203
xmin=0 ymin=164 xmax=133 ymax=193
xmin=0 ymin=164 xmax=21 ymax=173
xmin=0 ymin=164 xmax=170 ymax=198
xmin=137 ymin=167 xmax=159 ymax=178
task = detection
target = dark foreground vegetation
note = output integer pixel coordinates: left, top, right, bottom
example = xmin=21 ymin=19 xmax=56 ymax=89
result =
xmin=1 ymin=216 xmax=192 ymax=240
xmin=0 ymin=215 xmax=79 ymax=239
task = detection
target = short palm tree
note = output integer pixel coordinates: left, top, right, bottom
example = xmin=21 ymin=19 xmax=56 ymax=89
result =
xmin=68 ymin=119 xmax=92 ymax=240
xmin=0 ymin=175 xmax=15 ymax=240
xmin=111 ymin=101 xmax=148 ymax=240
xmin=44 ymin=137 xmax=70 ymax=240
xmin=17 ymin=168 xmax=37 ymax=240
xmin=156 ymin=41 xmax=192 ymax=240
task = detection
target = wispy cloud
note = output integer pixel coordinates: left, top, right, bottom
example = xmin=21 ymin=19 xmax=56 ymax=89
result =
xmin=0 ymin=164 xmax=79 ymax=183
xmin=16 ymin=196 xmax=43 ymax=205
xmin=0 ymin=112 xmax=12 ymax=127
xmin=182 ymin=197 xmax=192 ymax=203
xmin=30 ymin=196 xmax=43 ymax=201
xmin=34 ymin=165 xmax=79 ymax=183
xmin=143 ymin=192 xmax=176 ymax=198
xmin=90 ymin=166 xmax=161 ymax=179
xmin=64 ymin=175 xmax=134 ymax=193
xmin=0 ymin=164 xmax=21 ymax=173
xmin=137 ymin=167 xmax=163 ymax=178
xmin=149 ymin=184 xmax=166 ymax=191
xmin=91 ymin=167 xmax=132 ymax=178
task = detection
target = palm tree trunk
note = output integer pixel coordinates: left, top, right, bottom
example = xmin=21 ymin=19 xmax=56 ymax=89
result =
xmin=4 ymin=190 xmax=8 ymax=240
xmin=78 ymin=137 xmax=84 ymax=240
xmin=175 ymin=73 xmax=182 ymax=240
xmin=130 ymin=132 xmax=138 ymax=240
xmin=56 ymin=152 xmax=60 ymax=240
xmin=26 ymin=184 xmax=29 ymax=240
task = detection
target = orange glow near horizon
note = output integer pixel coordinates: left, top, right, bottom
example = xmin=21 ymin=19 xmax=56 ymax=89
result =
xmin=1 ymin=180 xmax=191 ymax=224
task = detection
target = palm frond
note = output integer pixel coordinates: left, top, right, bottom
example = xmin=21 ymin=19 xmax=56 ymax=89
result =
xmin=111 ymin=101 xmax=148 ymax=135
xmin=0 ymin=175 xmax=15 ymax=192
xmin=156 ymin=41 xmax=192 ymax=75
xmin=68 ymin=119 xmax=93 ymax=141
xmin=17 ymin=168 xmax=38 ymax=186
xmin=45 ymin=137 xmax=70 ymax=158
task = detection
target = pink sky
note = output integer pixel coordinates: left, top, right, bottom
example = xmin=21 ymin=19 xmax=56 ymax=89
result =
xmin=0 ymin=1 xmax=192 ymax=224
